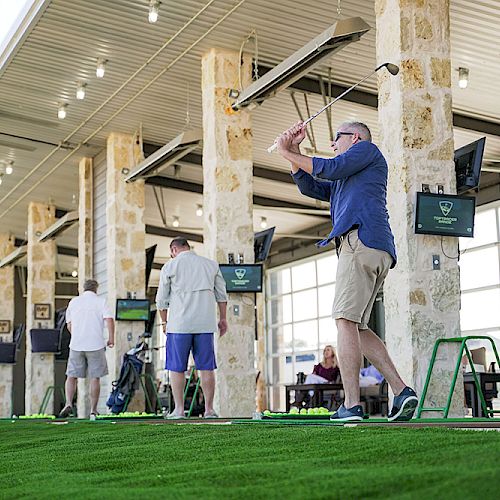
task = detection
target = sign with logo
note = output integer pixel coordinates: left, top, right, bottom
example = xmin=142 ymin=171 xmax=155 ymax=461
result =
xmin=415 ymin=192 xmax=475 ymax=238
xmin=219 ymin=264 xmax=263 ymax=293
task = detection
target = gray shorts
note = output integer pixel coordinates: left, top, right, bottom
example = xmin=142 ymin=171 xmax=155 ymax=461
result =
xmin=66 ymin=348 xmax=108 ymax=378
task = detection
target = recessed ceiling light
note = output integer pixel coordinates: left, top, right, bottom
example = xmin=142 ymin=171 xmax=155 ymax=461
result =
xmin=149 ymin=0 xmax=160 ymax=23
xmin=458 ymin=67 xmax=469 ymax=89
xmin=96 ymin=59 xmax=106 ymax=78
xmin=57 ymin=103 xmax=67 ymax=119
xmin=76 ymin=82 xmax=86 ymax=100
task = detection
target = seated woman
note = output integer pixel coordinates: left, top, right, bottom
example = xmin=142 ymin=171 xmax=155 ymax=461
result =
xmin=293 ymin=346 xmax=341 ymax=409
xmin=305 ymin=345 xmax=340 ymax=384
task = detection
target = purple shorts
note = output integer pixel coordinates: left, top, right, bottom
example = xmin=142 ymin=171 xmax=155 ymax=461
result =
xmin=165 ymin=333 xmax=217 ymax=372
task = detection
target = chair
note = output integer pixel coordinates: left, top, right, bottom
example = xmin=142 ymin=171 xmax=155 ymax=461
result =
xmin=361 ymin=381 xmax=388 ymax=416
xmin=30 ymin=328 xmax=61 ymax=353
xmin=0 ymin=324 xmax=25 ymax=364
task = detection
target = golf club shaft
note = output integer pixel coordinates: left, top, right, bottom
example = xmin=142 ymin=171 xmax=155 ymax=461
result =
xmin=267 ymin=63 xmax=391 ymax=153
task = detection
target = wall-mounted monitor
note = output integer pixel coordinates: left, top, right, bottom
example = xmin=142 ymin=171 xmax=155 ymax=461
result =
xmin=219 ymin=264 xmax=263 ymax=293
xmin=415 ymin=192 xmax=475 ymax=238
xmin=254 ymin=227 xmax=275 ymax=263
xmin=116 ymin=299 xmax=150 ymax=321
xmin=455 ymin=137 xmax=485 ymax=194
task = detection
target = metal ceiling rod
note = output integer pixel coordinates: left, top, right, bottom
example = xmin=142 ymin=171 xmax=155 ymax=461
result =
xmin=318 ymin=74 xmax=334 ymax=142
xmin=0 ymin=0 xmax=247 ymax=220
xmin=303 ymin=93 xmax=317 ymax=151
xmin=0 ymin=0 xmax=218 ymax=212
xmin=290 ymin=92 xmax=315 ymax=149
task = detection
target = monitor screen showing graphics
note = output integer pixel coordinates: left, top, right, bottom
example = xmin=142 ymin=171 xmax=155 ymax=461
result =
xmin=219 ymin=264 xmax=263 ymax=293
xmin=415 ymin=192 xmax=475 ymax=238
xmin=116 ymin=299 xmax=150 ymax=321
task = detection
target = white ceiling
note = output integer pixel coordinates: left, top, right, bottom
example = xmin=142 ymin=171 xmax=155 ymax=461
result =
xmin=0 ymin=0 xmax=499 ymax=273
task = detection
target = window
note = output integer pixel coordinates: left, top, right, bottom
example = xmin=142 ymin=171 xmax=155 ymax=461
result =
xmin=266 ymin=252 xmax=338 ymax=411
xmin=459 ymin=203 xmax=500 ymax=369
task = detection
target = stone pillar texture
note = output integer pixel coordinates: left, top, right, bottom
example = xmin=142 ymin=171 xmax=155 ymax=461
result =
xmin=25 ymin=202 xmax=56 ymax=415
xmin=0 ymin=234 xmax=15 ymax=417
xmin=376 ymin=0 xmax=463 ymax=415
xmin=202 ymin=48 xmax=256 ymax=417
xmin=77 ymin=156 xmax=93 ymax=417
xmin=105 ymin=132 xmax=145 ymax=411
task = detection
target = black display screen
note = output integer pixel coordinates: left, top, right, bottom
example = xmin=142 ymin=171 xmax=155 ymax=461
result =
xmin=415 ymin=192 xmax=475 ymax=238
xmin=219 ymin=264 xmax=263 ymax=293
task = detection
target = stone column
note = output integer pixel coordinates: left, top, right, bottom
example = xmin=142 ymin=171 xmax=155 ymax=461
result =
xmin=376 ymin=0 xmax=463 ymax=415
xmin=202 ymin=48 xmax=256 ymax=417
xmin=105 ymin=132 xmax=145 ymax=411
xmin=0 ymin=234 xmax=15 ymax=417
xmin=77 ymin=157 xmax=93 ymax=417
xmin=25 ymin=202 xmax=56 ymax=415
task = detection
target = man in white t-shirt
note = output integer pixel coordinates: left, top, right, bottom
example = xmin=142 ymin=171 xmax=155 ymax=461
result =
xmin=58 ymin=279 xmax=115 ymax=419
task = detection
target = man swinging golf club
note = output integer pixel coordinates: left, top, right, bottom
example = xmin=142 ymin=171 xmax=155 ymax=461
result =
xmin=275 ymin=120 xmax=418 ymax=422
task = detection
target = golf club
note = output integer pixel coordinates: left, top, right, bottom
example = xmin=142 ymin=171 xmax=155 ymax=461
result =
xmin=267 ymin=62 xmax=400 ymax=153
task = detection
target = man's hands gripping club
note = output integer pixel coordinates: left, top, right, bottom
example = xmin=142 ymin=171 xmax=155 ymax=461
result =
xmin=275 ymin=121 xmax=313 ymax=174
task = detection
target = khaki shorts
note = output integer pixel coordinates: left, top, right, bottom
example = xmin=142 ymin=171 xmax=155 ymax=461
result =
xmin=66 ymin=348 xmax=108 ymax=378
xmin=333 ymin=229 xmax=392 ymax=329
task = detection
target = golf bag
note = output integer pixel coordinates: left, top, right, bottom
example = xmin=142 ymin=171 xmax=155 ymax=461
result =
xmin=106 ymin=352 xmax=144 ymax=414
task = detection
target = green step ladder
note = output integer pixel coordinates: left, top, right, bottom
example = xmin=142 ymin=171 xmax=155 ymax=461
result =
xmin=39 ymin=386 xmax=66 ymax=415
xmin=183 ymin=367 xmax=202 ymax=418
xmin=416 ymin=335 xmax=500 ymax=418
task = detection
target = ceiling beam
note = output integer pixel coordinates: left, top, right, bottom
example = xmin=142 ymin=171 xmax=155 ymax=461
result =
xmin=14 ymin=238 xmax=78 ymax=256
xmin=145 ymin=224 xmax=203 ymax=243
xmin=145 ymin=176 xmax=328 ymax=213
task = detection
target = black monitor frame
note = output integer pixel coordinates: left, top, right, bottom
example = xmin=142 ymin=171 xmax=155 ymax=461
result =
xmin=415 ymin=192 xmax=475 ymax=238
xmin=115 ymin=299 xmax=150 ymax=321
xmin=254 ymin=227 xmax=275 ymax=263
xmin=455 ymin=137 xmax=485 ymax=194
xmin=219 ymin=264 xmax=263 ymax=293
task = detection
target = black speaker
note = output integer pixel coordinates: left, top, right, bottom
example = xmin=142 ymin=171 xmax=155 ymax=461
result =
xmin=30 ymin=329 xmax=61 ymax=353
xmin=0 ymin=343 xmax=17 ymax=364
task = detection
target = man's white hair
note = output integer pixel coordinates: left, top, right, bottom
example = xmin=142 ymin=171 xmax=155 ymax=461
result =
xmin=341 ymin=121 xmax=372 ymax=142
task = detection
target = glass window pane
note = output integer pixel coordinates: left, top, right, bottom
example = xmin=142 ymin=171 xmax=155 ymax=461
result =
xmin=295 ymin=352 xmax=318 ymax=376
xmin=459 ymin=247 xmax=500 ymax=290
xmin=269 ymin=268 xmax=291 ymax=296
xmin=317 ymin=253 xmax=338 ymax=285
xmin=319 ymin=317 xmax=337 ymax=347
xmin=292 ymin=289 xmax=317 ymax=321
xmin=270 ymin=325 xmax=293 ymax=354
xmin=318 ymin=284 xmax=335 ymax=317
xmin=269 ymin=356 xmax=294 ymax=385
xmin=268 ymin=385 xmax=285 ymax=412
xmin=460 ymin=208 xmax=497 ymax=249
xmin=294 ymin=320 xmax=318 ymax=351
xmin=460 ymin=289 xmax=500 ymax=331
xmin=269 ymin=295 xmax=292 ymax=325
xmin=291 ymin=261 xmax=316 ymax=291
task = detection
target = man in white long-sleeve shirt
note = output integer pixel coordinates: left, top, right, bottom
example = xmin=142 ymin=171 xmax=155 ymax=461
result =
xmin=156 ymin=237 xmax=228 ymax=418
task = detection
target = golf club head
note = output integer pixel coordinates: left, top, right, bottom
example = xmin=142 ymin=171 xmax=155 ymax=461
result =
xmin=385 ymin=63 xmax=400 ymax=75
xmin=375 ymin=62 xmax=400 ymax=76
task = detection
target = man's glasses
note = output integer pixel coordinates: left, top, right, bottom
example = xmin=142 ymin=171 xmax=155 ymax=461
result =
xmin=334 ymin=132 xmax=354 ymax=142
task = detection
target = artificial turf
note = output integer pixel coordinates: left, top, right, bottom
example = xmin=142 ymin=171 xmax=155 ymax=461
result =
xmin=0 ymin=421 xmax=499 ymax=499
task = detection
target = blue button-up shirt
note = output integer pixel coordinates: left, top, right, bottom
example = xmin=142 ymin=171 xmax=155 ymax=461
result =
xmin=292 ymin=141 xmax=397 ymax=267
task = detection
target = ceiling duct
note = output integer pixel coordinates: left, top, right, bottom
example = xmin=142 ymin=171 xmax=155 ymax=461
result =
xmin=126 ymin=129 xmax=202 ymax=182
xmin=232 ymin=17 xmax=371 ymax=110
xmin=38 ymin=211 xmax=79 ymax=242
xmin=0 ymin=245 xmax=27 ymax=269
